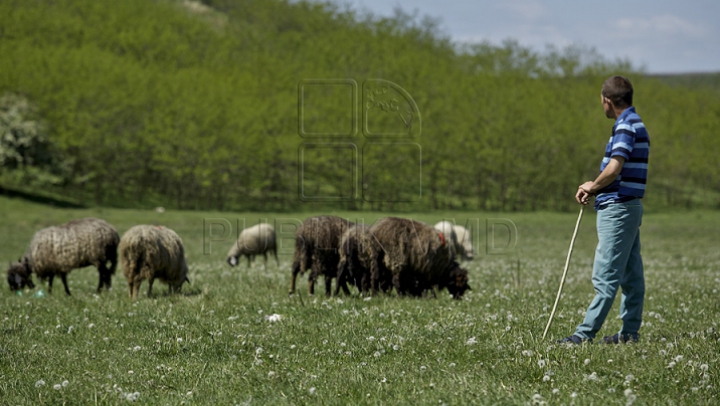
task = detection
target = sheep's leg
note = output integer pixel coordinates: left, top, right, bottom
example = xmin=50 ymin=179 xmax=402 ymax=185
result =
xmin=289 ymin=259 xmax=300 ymax=295
xmin=60 ymin=273 xmax=71 ymax=296
xmin=97 ymin=262 xmax=108 ymax=293
xmin=324 ymin=274 xmax=332 ymax=297
xmin=334 ymin=259 xmax=346 ymax=296
xmin=128 ymin=280 xmax=134 ymax=299
xmin=147 ymin=278 xmax=154 ymax=297
xmin=131 ymin=280 xmax=141 ymax=300
xmin=47 ymin=274 xmax=54 ymax=294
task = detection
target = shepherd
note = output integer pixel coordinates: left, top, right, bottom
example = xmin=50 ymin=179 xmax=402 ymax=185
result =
xmin=558 ymin=76 xmax=650 ymax=345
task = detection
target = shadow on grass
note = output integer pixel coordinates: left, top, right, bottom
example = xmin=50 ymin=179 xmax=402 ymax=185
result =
xmin=0 ymin=185 xmax=86 ymax=209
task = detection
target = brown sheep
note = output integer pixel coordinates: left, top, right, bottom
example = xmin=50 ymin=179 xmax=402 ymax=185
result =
xmin=289 ymin=215 xmax=354 ymax=296
xmin=366 ymin=217 xmax=470 ymax=299
xmin=6 ymin=218 xmax=119 ymax=295
xmin=335 ymin=224 xmax=371 ymax=296
xmin=119 ymin=225 xmax=189 ymax=300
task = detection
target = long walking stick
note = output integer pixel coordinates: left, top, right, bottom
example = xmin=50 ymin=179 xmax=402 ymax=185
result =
xmin=542 ymin=205 xmax=585 ymax=340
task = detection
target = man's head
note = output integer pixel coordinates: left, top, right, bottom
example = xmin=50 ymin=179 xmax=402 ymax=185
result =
xmin=601 ymin=75 xmax=633 ymax=119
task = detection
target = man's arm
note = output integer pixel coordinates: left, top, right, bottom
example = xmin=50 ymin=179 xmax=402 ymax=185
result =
xmin=576 ymin=156 xmax=626 ymax=204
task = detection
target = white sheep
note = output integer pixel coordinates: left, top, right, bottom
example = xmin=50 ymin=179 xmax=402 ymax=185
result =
xmin=226 ymin=223 xmax=278 ymax=268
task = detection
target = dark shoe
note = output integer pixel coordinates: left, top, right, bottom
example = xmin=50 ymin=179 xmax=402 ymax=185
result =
xmin=601 ymin=333 xmax=639 ymax=344
xmin=557 ymin=335 xmax=586 ymax=345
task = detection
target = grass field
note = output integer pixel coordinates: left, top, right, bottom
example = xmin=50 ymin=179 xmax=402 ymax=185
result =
xmin=1 ymin=195 xmax=718 ymax=405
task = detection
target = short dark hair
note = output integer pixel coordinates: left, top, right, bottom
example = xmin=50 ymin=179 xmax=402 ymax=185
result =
xmin=601 ymin=76 xmax=633 ymax=107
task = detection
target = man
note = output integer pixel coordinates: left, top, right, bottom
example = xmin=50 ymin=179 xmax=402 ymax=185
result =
xmin=559 ymin=76 xmax=650 ymax=344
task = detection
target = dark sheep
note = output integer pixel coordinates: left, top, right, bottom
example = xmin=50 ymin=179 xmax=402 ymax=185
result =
xmin=366 ymin=217 xmax=470 ymax=299
xmin=289 ymin=215 xmax=354 ymax=296
xmin=6 ymin=218 xmax=119 ymax=295
xmin=335 ymin=224 xmax=371 ymax=296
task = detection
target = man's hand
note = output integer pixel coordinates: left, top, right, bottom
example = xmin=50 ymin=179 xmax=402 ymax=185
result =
xmin=576 ymin=182 xmax=595 ymax=205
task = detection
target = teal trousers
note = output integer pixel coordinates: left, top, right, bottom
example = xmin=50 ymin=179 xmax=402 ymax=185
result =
xmin=575 ymin=199 xmax=644 ymax=340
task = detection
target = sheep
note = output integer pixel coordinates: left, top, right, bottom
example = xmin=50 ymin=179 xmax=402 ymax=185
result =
xmin=368 ymin=217 xmax=470 ymax=299
xmin=6 ymin=218 xmax=119 ymax=295
xmin=119 ymin=225 xmax=189 ymax=300
xmin=452 ymin=225 xmax=474 ymax=261
xmin=335 ymin=224 xmax=371 ymax=295
xmin=289 ymin=215 xmax=354 ymax=296
xmin=434 ymin=221 xmax=459 ymax=258
xmin=226 ymin=223 xmax=278 ymax=269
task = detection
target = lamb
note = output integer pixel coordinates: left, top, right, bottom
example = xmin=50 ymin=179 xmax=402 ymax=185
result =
xmin=289 ymin=215 xmax=354 ymax=296
xmin=226 ymin=223 xmax=278 ymax=268
xmin=452 ymin=225 xmax=474 ymax=261
xmin=119 ymin=225 xmax=189 ymax=300
xmin=369 ymin=217 xmax=470 ymax=299
xmin=6 ymin=218 xmax=119 ymax=295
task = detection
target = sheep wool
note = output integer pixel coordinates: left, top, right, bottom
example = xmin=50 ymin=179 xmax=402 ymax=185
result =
xmin=119 ymin=225 xmax=188 ymax=300
xmin=7 ymin=217 xmax=119 ymax=295
xmin=226 ymin=223 xmax=278 ymax=268
xmin=290 ymin=215 xmax=354 ymax=296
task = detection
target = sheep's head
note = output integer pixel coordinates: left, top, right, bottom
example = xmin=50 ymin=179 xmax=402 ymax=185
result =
xmin=7 ymin=257 xmax=35 ymax=291
xmin=226 ymin=255 xmax=238 ymax=267
xmin=443 ymin=262 xmax=470 ymax=300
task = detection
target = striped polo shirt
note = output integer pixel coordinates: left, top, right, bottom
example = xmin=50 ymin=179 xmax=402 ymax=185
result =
xmin=594 ymin=106 xmax=650 ymax=209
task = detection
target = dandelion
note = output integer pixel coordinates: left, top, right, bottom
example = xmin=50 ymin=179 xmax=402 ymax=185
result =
xmin=668 ymin=362 xmax=676 ymax=368
xmin=571 ymin=392 xmax=578 ymax=398
xmin=88 ymin=323 xmax=95 ymax=329
xmin=53 ymin=384 xmax=62 ymax=390
xmin=367 ymin=336 xmax=376 ymax=341
xmin=537 ymin=359 xmax=546 ymax=368
xmin=187 ymin=391 xmax=193 ymax=396
xmin=309 ymin=387 xmax=316 ymax=395
xmin=608 ymin=388 xmax=616 ymax=393
xmin=35 ymin=380 xmax=45 ymax=388
xmin=552 ymin=388 xmax=560 ymax=395
xmin=659 ymin=349 xmax=667 ymax=356
xmin=128 ymin=370 xmax=134 ymax=375
xmin=290 ymin=345 xmax=297 ymax=350
xmin=265 ymin=314 xmax=282 ymax=322
xmin=393 ymin=345 xmax=399 ymax=351
xmin=466 ymin=337 xmax=477 ymax=345
xmin=268 ymin=371 xmax=276 ymax=378
xmin=674 ymin=355 xmax=684 ymax=363
xmin=420 ymin=366 xmax=427 ymax=371
xmin=700 ymin=364 xmax=709 ymax=372
xmin=177 ymin=338 xmax=183 ymax=343
xmin=543 ymin=375 xmax=551 ymax=382
xmin=67 ymin=326 xmax=74 ymax=334
xmin=133 ymin=346 xmax=141 ymax=352
xmin=374 ymin=351 xmax=381 ymax=358
xmin=584 ymin=358 xmax=590 ymax=365
xmin=255 ymin=347 xmax=263 ymax=355
xmin=62 ymin=380 xmax=69 ymax=387
xmin=449 ymin=363 xmax=456 ymax=368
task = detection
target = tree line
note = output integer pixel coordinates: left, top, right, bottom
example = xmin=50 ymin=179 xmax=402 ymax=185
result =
xmin=0 ymin=0 xmax=718 ymax=211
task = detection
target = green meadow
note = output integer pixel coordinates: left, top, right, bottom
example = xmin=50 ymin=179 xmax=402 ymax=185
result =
xmin=1 ymin=195 xmax=718 ymax=405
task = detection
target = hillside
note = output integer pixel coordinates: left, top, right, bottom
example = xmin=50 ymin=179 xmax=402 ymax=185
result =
xmin=0 ymin=0 xmax=718 ymax=211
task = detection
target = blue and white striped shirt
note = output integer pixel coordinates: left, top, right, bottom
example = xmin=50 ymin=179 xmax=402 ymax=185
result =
xmin=595 ymin=107 xmax=650 ymax=209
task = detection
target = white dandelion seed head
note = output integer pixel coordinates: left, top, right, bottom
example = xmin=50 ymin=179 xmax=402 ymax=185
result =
xmin=537 ymin=359 xmax=546 ymax=368
xmin=374 ymin=351 xmax=381 ymax=358
xmin=466 ymin=337 xmax=477 ymax=345
xmin=552 ymin=388 xmax=560 ymax=395
xmin=543 ymin=375 xmax=551 ymax=382
xmin=133 ymin=346 xmax=141 ymax=352
xmin=53 ymin=384 xmax=62 ymax=390
xmin=309 ymin=387 xmax=316 ymax=395
xmin=668 ymin=361 xmax=676 ymax=368
xmin=701 ymin=364 xmax=709 ymax=372
xmin=62 ymin=380 xmax=69 ymax=387
xmin=265 ymin=314 xmax=282 ymax=322
xmin=584 ymin=358 xmax=590 ymax=365
xmin=571 ymin=392 xmax=578 ymax=398
xmin=35 ymin=380 xmax=45 ymax=388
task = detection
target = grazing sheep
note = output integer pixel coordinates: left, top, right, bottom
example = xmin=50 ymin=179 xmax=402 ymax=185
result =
xmin=226 ymin=223 xmax=278 ymax=268
xmin=452 ymin=225 xmax=474 ymax=261
xmin=6 ymin=218 xmax=119 ymax=295
xmin=7 ymin=259 xmax=35 ymax=291
xmin=369 ymin=217 xmax=470 ymax=299
xmin=335 ymin=224 xmax=371 ymax=296
xmin=119 ymin=225 xmax=189 ymax=300
xmin=289 ymin=215 xmax=354 ymax=296
xmin=434 ymin=221 xmax=459 ymax=258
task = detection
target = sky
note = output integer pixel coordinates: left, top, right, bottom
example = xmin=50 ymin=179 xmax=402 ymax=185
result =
xmin=328 ymin=0 xmax=720 ymax=74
